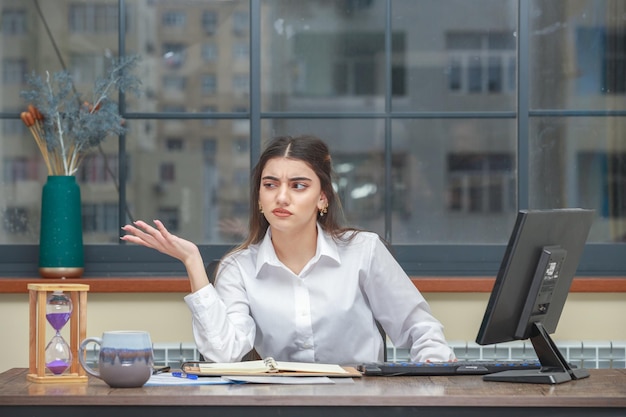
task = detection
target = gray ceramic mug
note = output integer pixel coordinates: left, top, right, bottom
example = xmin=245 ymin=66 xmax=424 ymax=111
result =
xmin=79 ymin=330 xmax=153 ymax=388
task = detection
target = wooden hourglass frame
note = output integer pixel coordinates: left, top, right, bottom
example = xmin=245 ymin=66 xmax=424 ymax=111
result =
xmin=27 ymin=283 xmax=89 ymax=383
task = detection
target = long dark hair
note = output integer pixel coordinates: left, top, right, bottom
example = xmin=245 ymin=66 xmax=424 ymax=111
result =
xmin=237 ymin=134 xmax=357 ymax=251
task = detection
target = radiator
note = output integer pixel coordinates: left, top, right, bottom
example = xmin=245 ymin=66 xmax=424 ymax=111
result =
xmin=84 ymin=340 xmax=626 ymax=369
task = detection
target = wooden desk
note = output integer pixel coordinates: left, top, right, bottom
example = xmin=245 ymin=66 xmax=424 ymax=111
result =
xmin=1 ymin=368 xmax=625 ymax=417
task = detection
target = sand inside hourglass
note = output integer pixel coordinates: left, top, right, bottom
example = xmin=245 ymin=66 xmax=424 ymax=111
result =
xmin=45 ymin=291 xmax=73 ymax=375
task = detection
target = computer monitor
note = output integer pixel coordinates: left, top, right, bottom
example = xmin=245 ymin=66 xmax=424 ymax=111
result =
xmin=475 ymin=208 xmax=594 ymax=384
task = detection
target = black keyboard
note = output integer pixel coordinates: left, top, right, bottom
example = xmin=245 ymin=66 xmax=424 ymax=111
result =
xmin=358 ymin=360 xmax=542 ymax=376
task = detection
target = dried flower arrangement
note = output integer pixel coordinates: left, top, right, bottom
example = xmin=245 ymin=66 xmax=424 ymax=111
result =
xmin=20 ymin=55 xmax=141 ymax=176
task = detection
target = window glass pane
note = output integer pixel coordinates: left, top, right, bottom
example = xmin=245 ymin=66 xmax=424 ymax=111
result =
xmin=126 ymin=0 xmax=250 ymax=113
xmin=392 ymin=118 xmax=517 ymax=244
xmin=529 ymin=117 xmax=626 ymax=242
xmin=392 ymin=0 xmax=517 ymax=111
xmin=127 ymin=119 xmax=250 ymax=245
xmin=261 ymin=0 xmax=387 ymax=112
xmin=261 ymin=119 xmax=385 ymax=237
xmin=0 ymin=0 xmax=120 ymax=245
xmin=530 ymin=0 xmax=626 ymax=109
xmin=119 ymin=0 xmax=252 ymax=244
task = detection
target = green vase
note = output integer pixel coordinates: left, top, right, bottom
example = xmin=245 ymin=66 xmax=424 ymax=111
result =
xmin=38 ymin=176 xmax=84 ymax=278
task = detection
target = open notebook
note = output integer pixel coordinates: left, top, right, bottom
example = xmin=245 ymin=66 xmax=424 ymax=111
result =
xmin=181 ymin=357 xmax=361 ymax=378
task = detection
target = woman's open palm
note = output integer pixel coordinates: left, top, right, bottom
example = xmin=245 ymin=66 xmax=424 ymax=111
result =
xmin=121 ymin=219 xmax=198 ymax=264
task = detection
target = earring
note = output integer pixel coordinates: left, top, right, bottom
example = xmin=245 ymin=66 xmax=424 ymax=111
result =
xmin=259 ymin=202 xmax=263 ymax=213
xmin=319 ymin=205 xmax=328 ymax=217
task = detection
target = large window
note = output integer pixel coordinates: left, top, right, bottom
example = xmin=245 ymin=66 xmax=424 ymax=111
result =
xmin=0 ymin=0 xmax=624 ymax=277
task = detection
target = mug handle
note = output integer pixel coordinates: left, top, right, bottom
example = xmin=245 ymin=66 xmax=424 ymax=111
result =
xmin=78 ymin=337 xmax=102 ymax=379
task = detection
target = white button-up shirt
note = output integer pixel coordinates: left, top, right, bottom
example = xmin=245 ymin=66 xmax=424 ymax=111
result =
xmin=184 ymin=225 xmax=455 ymax=365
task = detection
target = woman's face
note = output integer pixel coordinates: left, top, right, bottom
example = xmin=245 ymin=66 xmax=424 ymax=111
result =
xmin=258 ymin=157 xmax=327 ymax=236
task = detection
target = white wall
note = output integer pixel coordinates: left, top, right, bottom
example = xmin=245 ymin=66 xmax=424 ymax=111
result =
xmin=1 ymin=292 xmax=625 ymax=373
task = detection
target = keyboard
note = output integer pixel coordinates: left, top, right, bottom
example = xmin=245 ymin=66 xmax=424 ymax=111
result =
xmin=358 ymin=360 xmax=542 ymax=376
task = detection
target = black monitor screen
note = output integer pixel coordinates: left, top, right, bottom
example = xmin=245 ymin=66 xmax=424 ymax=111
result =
xmin=475 ymin=208 xmax=594 ymax=384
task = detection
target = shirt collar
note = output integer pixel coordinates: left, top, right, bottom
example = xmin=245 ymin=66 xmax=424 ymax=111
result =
xmin=255 ymin=224 xmax=341 ymax=276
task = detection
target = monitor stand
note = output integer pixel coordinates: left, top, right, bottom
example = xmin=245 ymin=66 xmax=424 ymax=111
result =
xmin=483 ymin=322 xmax=590 ymax=384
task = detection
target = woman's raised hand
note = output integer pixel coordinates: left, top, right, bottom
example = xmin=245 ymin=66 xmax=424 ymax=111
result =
xmin=121 ymin=219 xmax=200 ymax=264
xmin=122 ymin=220 xmax=210 ymax=292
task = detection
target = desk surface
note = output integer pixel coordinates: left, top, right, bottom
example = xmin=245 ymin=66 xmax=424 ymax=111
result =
xmin=1 ymin=368 xmax=625 ymax=417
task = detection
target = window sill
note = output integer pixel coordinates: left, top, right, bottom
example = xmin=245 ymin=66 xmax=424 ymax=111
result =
xmin=0 ymin=276 xmax=624 ymax=294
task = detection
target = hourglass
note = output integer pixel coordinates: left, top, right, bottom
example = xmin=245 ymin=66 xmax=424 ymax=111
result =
xmin=27 ymin=283 xmax=89 ymax=383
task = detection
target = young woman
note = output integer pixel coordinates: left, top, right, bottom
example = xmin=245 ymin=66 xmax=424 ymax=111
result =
xmin=122 ymin=135 xmax=455 ymax=365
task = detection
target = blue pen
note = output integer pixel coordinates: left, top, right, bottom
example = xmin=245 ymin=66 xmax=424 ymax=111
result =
xmin=171 ymin=371 xmax=198 ymax=380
